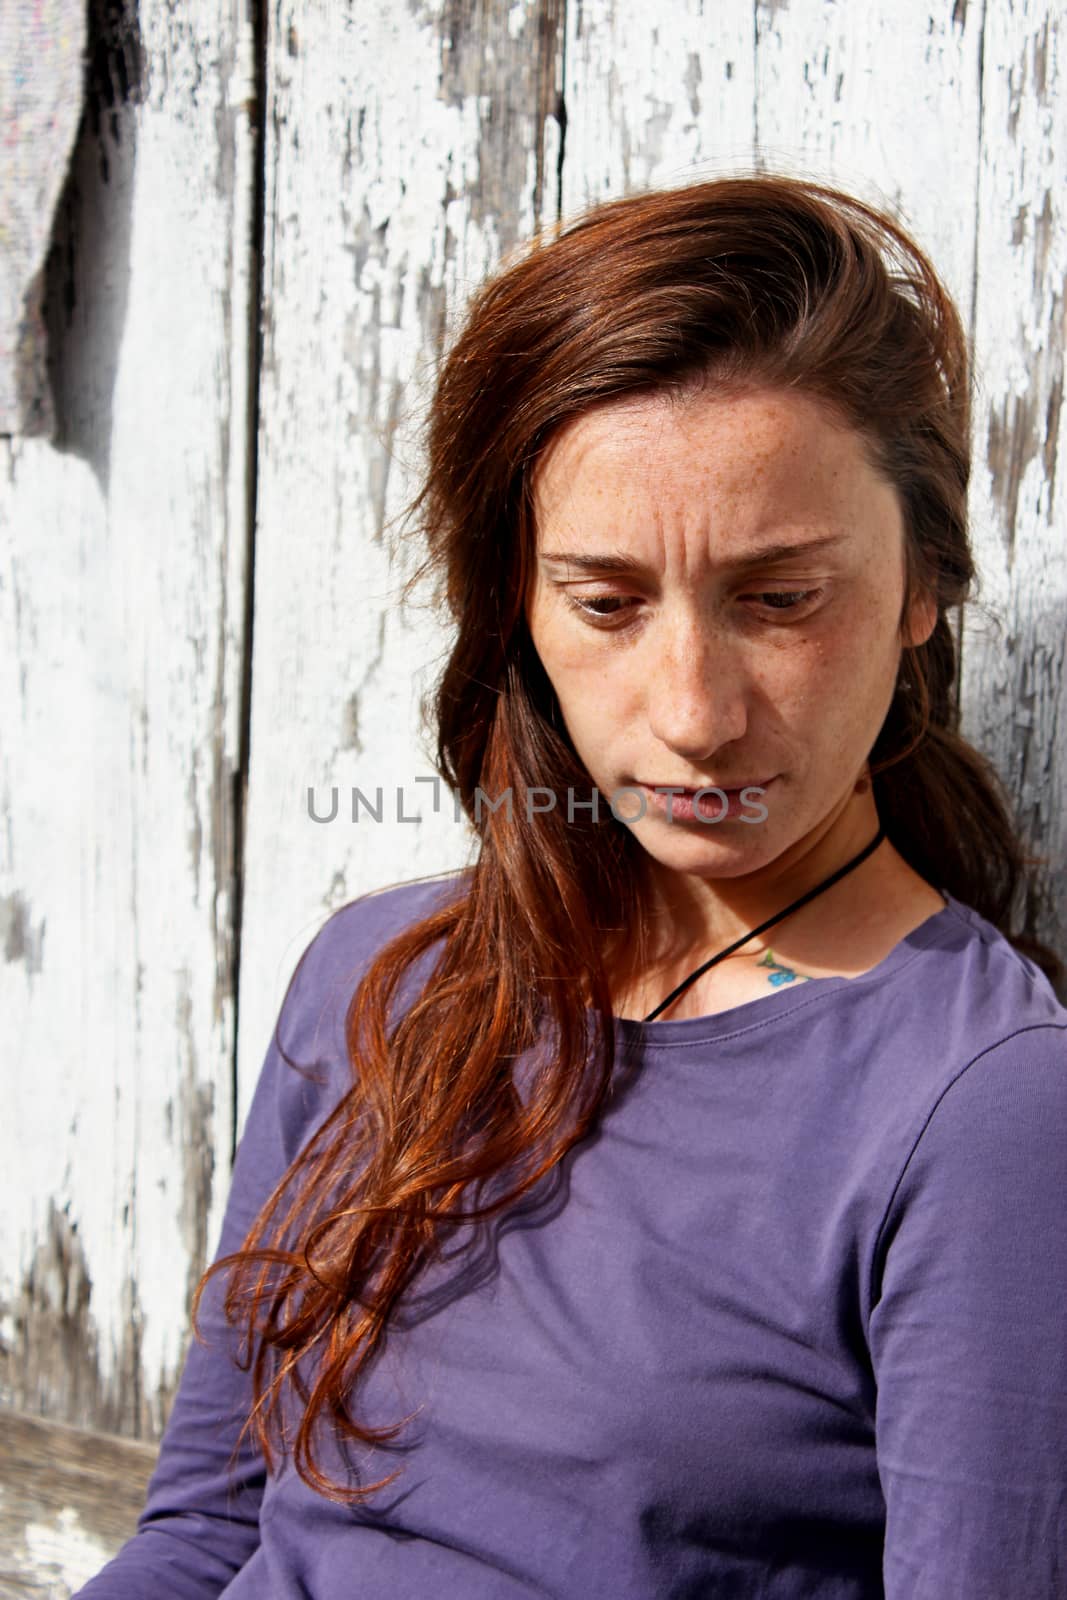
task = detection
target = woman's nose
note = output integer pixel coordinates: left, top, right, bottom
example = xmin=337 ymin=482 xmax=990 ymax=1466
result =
xmin=646 ymin=621 xmax=748 ymax=760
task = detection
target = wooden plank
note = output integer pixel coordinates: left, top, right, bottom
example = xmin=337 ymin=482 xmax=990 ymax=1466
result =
xmin=0 ymin=1409 xmax=156 ymax=1599
xmin=0 ymin=0 xmax=254 ymax=1438
xmin=751 ymin=0 xmax=982 ymax=327
xmin=562 ymin=0 xmax=981 ymax=322
xmin=562 ymin=0 xmax=756 ymax=200
xmin=962 ymin=0 xmax=1066 ymax=968
xmin=237 ymin=0 xmax=564 ymax=1122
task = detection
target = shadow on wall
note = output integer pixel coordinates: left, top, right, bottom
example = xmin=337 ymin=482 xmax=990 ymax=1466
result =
xmin=43 ymin=0 xmax=145 ymax=493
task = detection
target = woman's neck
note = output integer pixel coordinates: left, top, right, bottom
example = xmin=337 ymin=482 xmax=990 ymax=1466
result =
xmin=643 ymin=787 xmax=880 ymax=952
xmin=606 ymin=790 xmax=944 ymax=1020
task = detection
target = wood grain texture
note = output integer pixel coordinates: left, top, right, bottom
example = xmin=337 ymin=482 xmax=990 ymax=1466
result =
xmin=0 ymin=0 xmax=253 ymax=1442
xmin=962 ymin=0 xmax=1066 ymax=962
xmin=0 ymin=1409 xmax=156 ymax=1599
xmin=236 ymin=0 xmax=566 ymax=1122
xmin=563 ymin=0 xmax=756 ymax=198
xmin=751 ymin=0 xmax=982 ymax=321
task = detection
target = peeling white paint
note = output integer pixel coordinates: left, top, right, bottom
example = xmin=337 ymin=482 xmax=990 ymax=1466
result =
xmin=564 ymin=0 xmax=756 ymax=201
xmin=238 ymin=0 xmax=500 ymax=1125
xmin=1 ymin=0 xmax=249 ymax=1438
xmin=962 ymin=3 xmax=1066 ymax=883
xmin=19 ymin=1504 xmax=112 ymax=1595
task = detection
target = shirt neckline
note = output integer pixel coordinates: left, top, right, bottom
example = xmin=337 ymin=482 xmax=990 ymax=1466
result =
xmin=608 ymin=891 xmax=969 ymax=1048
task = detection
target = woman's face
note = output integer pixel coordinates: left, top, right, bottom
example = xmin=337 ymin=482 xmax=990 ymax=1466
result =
xmin=525 ymin=385 xmax=936 ymax=884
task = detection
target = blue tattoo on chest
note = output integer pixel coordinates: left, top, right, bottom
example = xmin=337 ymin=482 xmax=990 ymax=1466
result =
xmin=757 ymin=948 xmax=813 ymax=987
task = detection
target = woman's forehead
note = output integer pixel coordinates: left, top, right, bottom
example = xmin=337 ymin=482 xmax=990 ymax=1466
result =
xmin=531 ymin=387 xmax=896 ymax=549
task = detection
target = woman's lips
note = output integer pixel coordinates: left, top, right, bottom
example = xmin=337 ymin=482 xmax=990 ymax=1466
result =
xmin=637 ymin=777 xmax=776 ymax=822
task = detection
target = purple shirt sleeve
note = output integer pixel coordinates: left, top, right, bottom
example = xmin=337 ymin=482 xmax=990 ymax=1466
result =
xmin=869 ymin=1023 xmax=1067 ymax=1598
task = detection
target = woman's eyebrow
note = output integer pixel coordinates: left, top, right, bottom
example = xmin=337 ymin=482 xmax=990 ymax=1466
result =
xmin=538 ymin=533 xmax=849 ymax=573
xmin=538 ymin=551 xmax=645 ymax=574
xmin=733 ymin=532 xmax=850 ymax=567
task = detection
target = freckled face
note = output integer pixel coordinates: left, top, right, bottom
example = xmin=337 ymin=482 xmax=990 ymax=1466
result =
xmin=525 ymin=386 xmax=935 ymax=882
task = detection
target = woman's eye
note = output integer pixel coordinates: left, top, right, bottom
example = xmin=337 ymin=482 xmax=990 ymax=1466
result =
xmin=563 ymin=587 xmax=824 ymax=625
xmin=565 ymin=594 xmax=640 ymax=622
xmin=747 ymin=588 xmax=824 ymax=612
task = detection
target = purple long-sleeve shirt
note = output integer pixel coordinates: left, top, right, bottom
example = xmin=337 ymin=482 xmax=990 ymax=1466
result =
xmin=77 ymin=875 xmax=1067 ymax=1598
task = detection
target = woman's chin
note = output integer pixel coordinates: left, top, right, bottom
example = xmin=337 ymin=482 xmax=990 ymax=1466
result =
xmin=630 ymin=824 xmax=783 ymax=882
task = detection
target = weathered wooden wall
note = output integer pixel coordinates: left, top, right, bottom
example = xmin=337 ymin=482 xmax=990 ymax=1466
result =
xmin=962 ymin=2 xmax=1066 ymax=952
xmin=1 ymin=0 xmax=1063 ymax=1591
xmin=0 ymin=1414 xmax=155 ymax=1599
xmin=0 ymin=0 xmax=252 ymax=1409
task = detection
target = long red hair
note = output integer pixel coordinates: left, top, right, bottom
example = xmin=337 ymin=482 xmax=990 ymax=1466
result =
xmin=198 ymin=172 xmax=1062 ymax=1502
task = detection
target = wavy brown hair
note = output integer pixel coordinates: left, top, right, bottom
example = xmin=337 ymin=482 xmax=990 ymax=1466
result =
xmin=199 ymin=172 xmax=1063 ymax=1503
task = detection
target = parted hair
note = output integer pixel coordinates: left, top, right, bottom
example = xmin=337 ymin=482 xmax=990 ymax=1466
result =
xmin=198 ymin=172 xmax=1062 ymax=1502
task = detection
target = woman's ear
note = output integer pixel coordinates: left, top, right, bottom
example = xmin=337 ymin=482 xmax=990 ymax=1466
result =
xmin=901 ymin=586 xmax=938 ymax=649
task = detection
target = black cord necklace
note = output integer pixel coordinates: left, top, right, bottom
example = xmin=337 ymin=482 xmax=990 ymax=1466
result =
xmin=642 ymin=824 xmax=887 ymax=1023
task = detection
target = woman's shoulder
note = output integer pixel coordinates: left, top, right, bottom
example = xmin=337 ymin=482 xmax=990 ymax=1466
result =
xmin=719 ymin=890 xmax=1067 ymax=1158
xmin=928 ymin=891 xmax=1067 ymax=1037
xmin=317 ymin=867 xmax=471 ymax=959
xmin=274 ymin=868 xmax=471 ymax=1066
xmin=868 ymin=903 xmax=1067 ymax=1314
xmin=858 ymin=889 xmax=1067 ymax=1138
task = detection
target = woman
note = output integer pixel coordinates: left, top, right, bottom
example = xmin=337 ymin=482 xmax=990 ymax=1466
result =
xmin=79 ymin=174 xmax=1067 ymax=1598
